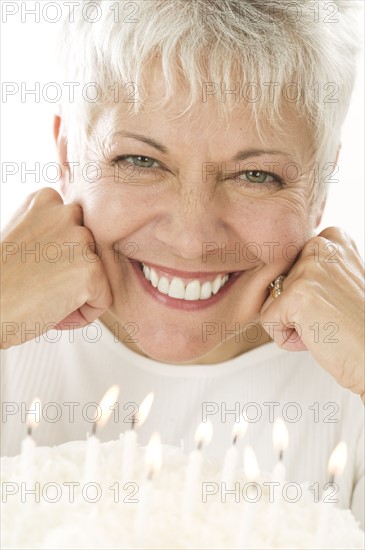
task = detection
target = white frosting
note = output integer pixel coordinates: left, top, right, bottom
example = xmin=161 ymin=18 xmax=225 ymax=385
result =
xmin=1 ymin=438 xmax=364 ymax=549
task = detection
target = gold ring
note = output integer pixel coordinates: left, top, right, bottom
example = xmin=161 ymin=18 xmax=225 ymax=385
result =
xmin=269 ymin=275 xmax=287 ymax=299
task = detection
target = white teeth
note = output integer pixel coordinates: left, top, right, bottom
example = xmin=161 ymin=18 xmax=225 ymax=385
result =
xmin=150 ymin=268 xmax=159 ymax=288
xmin=212 ymin=275 xmax=222 ymax=295
xmin=200 ymin=281 xmax=212 ymax=300
xmin=141 ymin=263 xmax=231 ymax=301
xmin=184 ymin=280 xmax=201 ymax=301
xmin=221 ymin=274 xmax=229 ymax=287
xmin=143 ymin=265 xmax=151 ymax=281
xmin=168 ymin=277 xmax=185 ymax=299
xmin=157 ymin=276 xmax=170 ymax=294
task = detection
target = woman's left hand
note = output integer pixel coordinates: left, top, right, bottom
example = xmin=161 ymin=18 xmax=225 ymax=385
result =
xmin=259 ymin=227 xmax=365 ymax=403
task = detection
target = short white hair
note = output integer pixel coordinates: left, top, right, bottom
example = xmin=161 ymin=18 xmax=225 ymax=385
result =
xmin=57 ymin=0 xmax=361 ymax=205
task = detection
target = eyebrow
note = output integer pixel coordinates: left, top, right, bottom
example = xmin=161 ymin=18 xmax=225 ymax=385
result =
xmin=112 ymin=131 xmax=291 ymax=161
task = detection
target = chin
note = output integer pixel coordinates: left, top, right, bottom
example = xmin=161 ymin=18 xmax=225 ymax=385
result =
xmin=135 ymin=328 xmax=216 ymax=364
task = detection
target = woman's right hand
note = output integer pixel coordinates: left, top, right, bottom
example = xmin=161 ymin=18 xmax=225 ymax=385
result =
xmin=0 ymin=187 xmax=113 ymax=349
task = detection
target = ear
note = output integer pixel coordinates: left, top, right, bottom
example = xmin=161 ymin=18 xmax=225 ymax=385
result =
xmin=53 ymin=114 xmax=69 ymax=198
xmin=313 ymin=144 xmax=341 ymax=228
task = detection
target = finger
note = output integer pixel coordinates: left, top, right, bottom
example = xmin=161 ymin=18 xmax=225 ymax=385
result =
xmin=260 ymin=285 xmax=309 ymax=352
xmin=54 ymin=305 xmax=110 ymax=331
xmin=1 ymin=189 xmax=61 ymax=236
xmin=264 ymin=322 xmax=308 ymax=351
xmin=318 ymin=226 xmax=361 ymax=255
xmin=54 ymin=310 xmax=92 ymax=331
xmin=261 ymin=311 xmax=309 ymax=352
xmin=260 ymin=274 xmax=289 ymax=315
xmin=55 ymin=261 xmax=113 ymax=330
xmin=27 ymin=187 xmax=64 ymax=209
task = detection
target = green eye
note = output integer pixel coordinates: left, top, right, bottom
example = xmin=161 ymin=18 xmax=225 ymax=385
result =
xmin=129 ymin=156 xmax=157 ymax=168
xmin=242 ymin=170 xmax=274 ymax=184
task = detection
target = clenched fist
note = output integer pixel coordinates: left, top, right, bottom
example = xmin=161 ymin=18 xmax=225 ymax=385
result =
xmin=1 ymin=188 xmax=113 ymax=349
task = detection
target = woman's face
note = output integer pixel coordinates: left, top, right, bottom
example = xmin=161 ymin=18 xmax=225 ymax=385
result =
xmin=62 ymin=76 xmax=320 ymax=363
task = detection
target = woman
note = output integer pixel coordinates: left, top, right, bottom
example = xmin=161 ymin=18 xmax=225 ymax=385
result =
xmin=1 ymin=0 xmax=364 ymax=528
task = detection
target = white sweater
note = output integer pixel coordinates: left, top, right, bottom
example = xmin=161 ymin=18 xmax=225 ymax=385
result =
xmin=1 ymin=321 xmax=364 ymax=528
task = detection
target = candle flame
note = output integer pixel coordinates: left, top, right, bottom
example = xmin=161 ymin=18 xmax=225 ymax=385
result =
xmin=145 ymin=432 xmax=162 ymax=479
xmin=328 ymin=441 xmax=347 ymax=477
xmin=232 ymin=416 xmax=248 ymax=441
xmin=195 ymin=420 xmax=213 ymax=449
xmin=134 ymin=392 xmax=154 ymax=427
xmin=244 ymin=445 xmax=260 ymax=482
xmin=97 ymin=385 xmax=120 ymax=430
xmin=273 ymin=418 xmax=289 ymax=453
xmin=26 ymin=398 xmax=42 ymax=430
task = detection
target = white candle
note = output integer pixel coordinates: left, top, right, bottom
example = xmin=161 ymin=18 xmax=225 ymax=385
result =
xmin=21 ymin=434 xmax=36 ymax=482
xmin=316 ymin=441 xmax=348 ymax=548
xmin=272 ymin=460 xmax=286 ymax=483
xmin=134 ymin=433 xmax=162 ymax=546
xmin=268 ymin=418 xmax=289 ymax=540
xmin=272 ymin=417 xmax=289 ymax=483
xmin=121 ymin=392 xmax=154 ymax=483
xmin=181 ymin=420 xmax=213 ymax=520
xmin=83 ymin=385 xmax=120 ymax=483
xmin=222 ymin=445 xmax=238 ymax=486
xmin=236 ymin=445 xmax=260 ymax=550
xmin=83 ymin=433 xmax=100 ymax=483
xmin=181 ymin=448 xmax=203 ymax=519
xmin=221 ymin=417 xmax=248 ymax=486
xmin=21 ymin=398 xmax=41 ymax=482
xmin=122 ymin=429 xmax=137 ymax=482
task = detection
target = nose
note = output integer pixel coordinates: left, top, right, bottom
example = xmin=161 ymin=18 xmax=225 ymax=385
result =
xmin=154 ymin=185 xmax=228 ymax=261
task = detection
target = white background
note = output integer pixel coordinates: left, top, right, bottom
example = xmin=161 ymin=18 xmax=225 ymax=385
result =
xmin=1 ymin=1 xmax=364 ymax=256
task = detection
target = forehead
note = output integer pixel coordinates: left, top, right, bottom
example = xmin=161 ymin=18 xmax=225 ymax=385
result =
xmin=92 ymin=67 xmax=314 ymax=165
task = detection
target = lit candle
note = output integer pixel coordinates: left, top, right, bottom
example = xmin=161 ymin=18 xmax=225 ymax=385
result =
xmin=221 ymin=416 xmax=248 ymax=486
xmin=21 ymin=398 xmax=41 ymax=482
xmin=122 ymin=392 xmax=154 ymax=483
xmin=316 ymin=441 xmax=348 ymax=547
xmin=267 ymin=418 xmax=289 ymax=542
xmin=272 ymin=417 xmax=289 ymax=483
xmin=181 ymin=420 xmax=213 ymax=520
xmin=236 ymin=445 xmax=260 ymax=549
xmin=83 ymin=385 xmax=119 ymax=483
xmin=134 ymin=432 xmax=162 ymax=546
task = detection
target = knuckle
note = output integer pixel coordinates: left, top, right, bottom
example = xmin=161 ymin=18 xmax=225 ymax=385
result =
xmin=64 ymin=203 xmax=84 ymax=223
xmin=289 ymin=279 xmax=308 ymax=300
xmin=302 ymin=236 xmax=325 ymax=252
xmin=33 ymin=187 xmax=63 ymax=205
xmin=319 ymin=226 xmax=350 ymax=246
xmin=65 ymin=226 xmax=94 ymax=257
xmin=75 ymin=225 xmax=93 ymax=242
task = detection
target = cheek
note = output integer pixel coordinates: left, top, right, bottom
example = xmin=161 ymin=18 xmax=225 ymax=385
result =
xmin=227 ymin=195 xmax=311 ymax=264
xmin=78 ymin=183 xmax=155 ymax=243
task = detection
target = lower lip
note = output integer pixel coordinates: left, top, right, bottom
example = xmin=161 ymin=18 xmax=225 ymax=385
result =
xmin=131 ymin=261 xmax=245 ymax=311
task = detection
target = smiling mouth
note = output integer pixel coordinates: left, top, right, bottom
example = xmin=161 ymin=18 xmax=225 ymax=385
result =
xmin=139 ymin=261 xmax=235 ymax=301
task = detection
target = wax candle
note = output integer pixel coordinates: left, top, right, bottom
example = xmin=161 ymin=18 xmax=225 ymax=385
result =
xmin=181 ymin=420 xmax=213 ymax=520
xmin=21 ymin=398 xmax=41 ymax=482
xmin=221 ymin=417 xmax=248 ymax=486
xmin=272 ymin=417 xmax=289 ymax=483
xmin=235 ymin=445 xmax=260 ymax=550
xmin=121 ymin=429 xmax=137 ymax=482
xmin=268 ymin=418 xmax=289 ymax=540
xmin=134 ymin=432 xmax=162 ymax=546
xmin=122 ymin=392 xmax=154 ymax=483
xmin=316 ymin=441 xmax=348 ymax=548
xmin=83 ymin=385 xmax=120 ymax=483
xmin=83 ymin=433 xmax=100 ymax=483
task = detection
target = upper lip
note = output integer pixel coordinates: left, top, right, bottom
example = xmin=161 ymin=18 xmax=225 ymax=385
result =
xmin=135 ymin=259 xmax=241 ymax=280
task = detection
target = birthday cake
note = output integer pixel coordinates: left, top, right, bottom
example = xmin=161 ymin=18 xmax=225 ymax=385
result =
xmin=1 ymin=437 xmax=364 ymax=550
